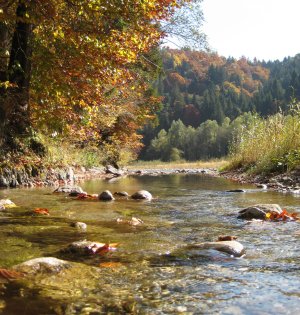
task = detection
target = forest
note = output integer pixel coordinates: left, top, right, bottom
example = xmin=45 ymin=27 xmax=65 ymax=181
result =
xmin=140 ymin=48 xmax=300 ymax=170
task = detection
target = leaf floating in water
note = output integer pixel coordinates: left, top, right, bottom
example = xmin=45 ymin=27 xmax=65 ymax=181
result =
xmin=99 ymin=262 xmax=123 ymax=268
xmin=217 ymin=235 xmax=238 ymax=241
xmin=265 ymin=209 xmax=299 ymax=221
xmin=94 ymin=243 xmax=118 ymax=256
xmin=76 ymin=193 xmax=98 ymax=200
xmin=0 ymin=268 xmax=24 ymax=280
xmin=33 ymin=208 xmax=50 ymax=215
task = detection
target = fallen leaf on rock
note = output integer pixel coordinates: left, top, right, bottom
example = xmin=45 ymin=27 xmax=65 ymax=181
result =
xmin=87 ymin=243 xmax=119 ymax=255
xmin=265 ymin=209 xmax=299 ymax=221
xmin=99 ymin=262 xmax=123 ymax=268
xmin=0 ymin=268 xmax=24 ymax=280
xmin=217 ymin=235 xmax=238 ymax=241
xmin=33 ymin=208 xmax=50 ymax=215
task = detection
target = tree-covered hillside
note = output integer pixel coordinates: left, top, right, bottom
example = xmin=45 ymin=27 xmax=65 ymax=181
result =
xmin=140 ymin=49 xmax=300 ymax=161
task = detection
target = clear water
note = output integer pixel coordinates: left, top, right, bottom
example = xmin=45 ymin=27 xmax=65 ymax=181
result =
xmin=0 ymin=174 xmax=299 ymax=314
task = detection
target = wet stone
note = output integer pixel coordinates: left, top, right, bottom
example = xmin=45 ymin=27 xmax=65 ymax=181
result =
xmin=13 ymin=257 xmax=71 ymax=275
xmin=131 ymin=190 xmax=152 ymax=200
xmin=54 ymin=185 xmax=84 ymax=194
xmin=186 ymin=240 xmax=245 ymax=257
xmin=238 ymin=204 xmax=282 ymax=220
xmin=98 ymin=190 xmax=114 ymax=201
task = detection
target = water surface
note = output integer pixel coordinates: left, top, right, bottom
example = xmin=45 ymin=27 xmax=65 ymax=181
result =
xmin=0 ymin=174 xmax=299 ymax=314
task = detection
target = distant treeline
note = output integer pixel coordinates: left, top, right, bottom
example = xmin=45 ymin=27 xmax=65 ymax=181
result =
xmin=140 ymin=49 xmax=300 ymax=160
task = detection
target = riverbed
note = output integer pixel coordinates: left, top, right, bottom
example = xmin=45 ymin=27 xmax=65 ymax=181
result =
xmin=0 ymin=173 xmax=299 ymax=314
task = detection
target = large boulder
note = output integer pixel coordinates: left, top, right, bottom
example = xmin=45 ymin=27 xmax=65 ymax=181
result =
xmin=98 ymin=190 xmax=114 ymax=201
xmin=238 ymin=204 xmax=282 ymax=220
xmin=187 ymin=240 xmax=245 ymax=257
xmin=131 ymin=190 xmax=152 ymax=201
xmin=13 ymin=257 xmax=71 ymax=275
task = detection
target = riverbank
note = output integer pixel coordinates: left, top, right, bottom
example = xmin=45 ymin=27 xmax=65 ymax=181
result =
xmin=1 ymin=159 xmax=300 ymax=194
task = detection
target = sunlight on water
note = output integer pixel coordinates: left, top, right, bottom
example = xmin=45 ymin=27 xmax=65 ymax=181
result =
xmin=0 ymin=174 xmax=299 ymax=314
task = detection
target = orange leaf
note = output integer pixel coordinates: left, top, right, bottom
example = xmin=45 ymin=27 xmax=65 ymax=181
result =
xmin=33 ymin=208 xmax=50 ymax=215
xmin=0 ymin=268 xmax=24 ymax=280
xmin=99 ymin=262 xmax=123 ymax=268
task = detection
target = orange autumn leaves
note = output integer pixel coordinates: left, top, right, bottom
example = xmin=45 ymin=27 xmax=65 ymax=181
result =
xmin=27 ymin=0 xmax=194 ymax=154
xmin=265 ymin=209 xmax=299 ymax=222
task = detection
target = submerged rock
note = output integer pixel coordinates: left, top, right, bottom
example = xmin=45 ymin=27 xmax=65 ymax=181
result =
xmin=131 ymin=190 xmax=152 ymax=200
xmin=13 ymin=257 xmax=71 ymax=275
xmin=226 ymin=189 xmax=246 ymax=193
xmin=98 ymin=190 xmax=114 ymax=201
xmin=70 ymin=222 xmax=87 ymax=230
xmin=114 ymin=191 xmax=129 ymax=197
xmin=187 ymin=240 xmax=245 ymax=257
xmin=116 ymin=216 xmax=144 ymax=226
xmin=238 ymin=204 xmax=282 ymax=220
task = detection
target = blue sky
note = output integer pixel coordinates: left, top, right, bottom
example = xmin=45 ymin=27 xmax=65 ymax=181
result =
xmin=202 ymin=0 xmax=300 ymax=61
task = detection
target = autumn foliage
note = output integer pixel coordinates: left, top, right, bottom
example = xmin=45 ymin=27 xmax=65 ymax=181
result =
xmin=0 ymin=0 xmax=194 ymax=163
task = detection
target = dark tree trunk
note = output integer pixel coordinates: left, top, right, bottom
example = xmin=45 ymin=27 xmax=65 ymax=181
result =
xmin=0 ymin=1 xmax=33 ymax=149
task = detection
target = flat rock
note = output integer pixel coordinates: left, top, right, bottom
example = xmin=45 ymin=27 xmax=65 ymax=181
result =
xmin=226 ymin=189 xmax=246 ymax=193
xmin=54 ymin=185 xmax=84 ymax=194
xmin=238 ymin=204 xmax=282 ymax=220
xmin=13 ymin=257 xmax=71 ymax=274
xmin=131 ymin=190 xmax=152 ymax=200
xmin=187 ymin=240 xmax=245 ymax=257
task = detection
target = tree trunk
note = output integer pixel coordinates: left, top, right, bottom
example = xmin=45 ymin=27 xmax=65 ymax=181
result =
xmin=0 ymin=1 xmax=33 ymax=149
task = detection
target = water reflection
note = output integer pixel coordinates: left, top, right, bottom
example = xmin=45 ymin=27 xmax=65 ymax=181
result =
xmin=0 ymin=174 xmax=299 ymax=314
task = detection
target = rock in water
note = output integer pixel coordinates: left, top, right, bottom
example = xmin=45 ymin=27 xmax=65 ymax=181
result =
xmin=98 ymin=190 xmax=114 ymax=201
xmin=70 ymin=222 xmax=87 ymax=230
xmin=226 ymin=189 xmax=246 ymax=193
xmin=114 ymin=191 xmax=129 ymax=197
xmin=13 ymin=257 xmax=71 ymax=274
xmin=238 ymin=204 xmax=282 ymax=220
xmin=187 ymin=240 xmax=245 ymax=257
xmin=131 ymin=190 xmax=152 ymax=200
xmin=54 ymin=185 xmax=84 ymax=194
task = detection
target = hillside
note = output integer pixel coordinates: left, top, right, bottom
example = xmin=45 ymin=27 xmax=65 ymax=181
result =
xmin=139 ymin=49 xmax=300 ymax=161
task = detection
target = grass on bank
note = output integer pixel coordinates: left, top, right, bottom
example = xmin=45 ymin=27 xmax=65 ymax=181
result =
xmin=227 ymin=103 xmax=300 ymax=174
xmin=128 ymin=159 xmax=228 ymax=170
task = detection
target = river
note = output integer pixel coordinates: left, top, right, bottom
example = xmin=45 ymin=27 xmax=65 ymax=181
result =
xmin=0 ymin=173 xmax=299 ymax=314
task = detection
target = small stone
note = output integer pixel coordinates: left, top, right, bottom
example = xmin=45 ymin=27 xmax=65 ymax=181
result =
xmin=187 ymin=240 xmax=245 ymax=257
xmin=98 ymin=190 xmax=114 ymax=201
xmin=70 ymin=222 xmax=87 ymax=230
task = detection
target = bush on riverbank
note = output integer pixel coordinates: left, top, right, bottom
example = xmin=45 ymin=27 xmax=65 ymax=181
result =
xmin=228 ymin=102 xmax=300 ymax=173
